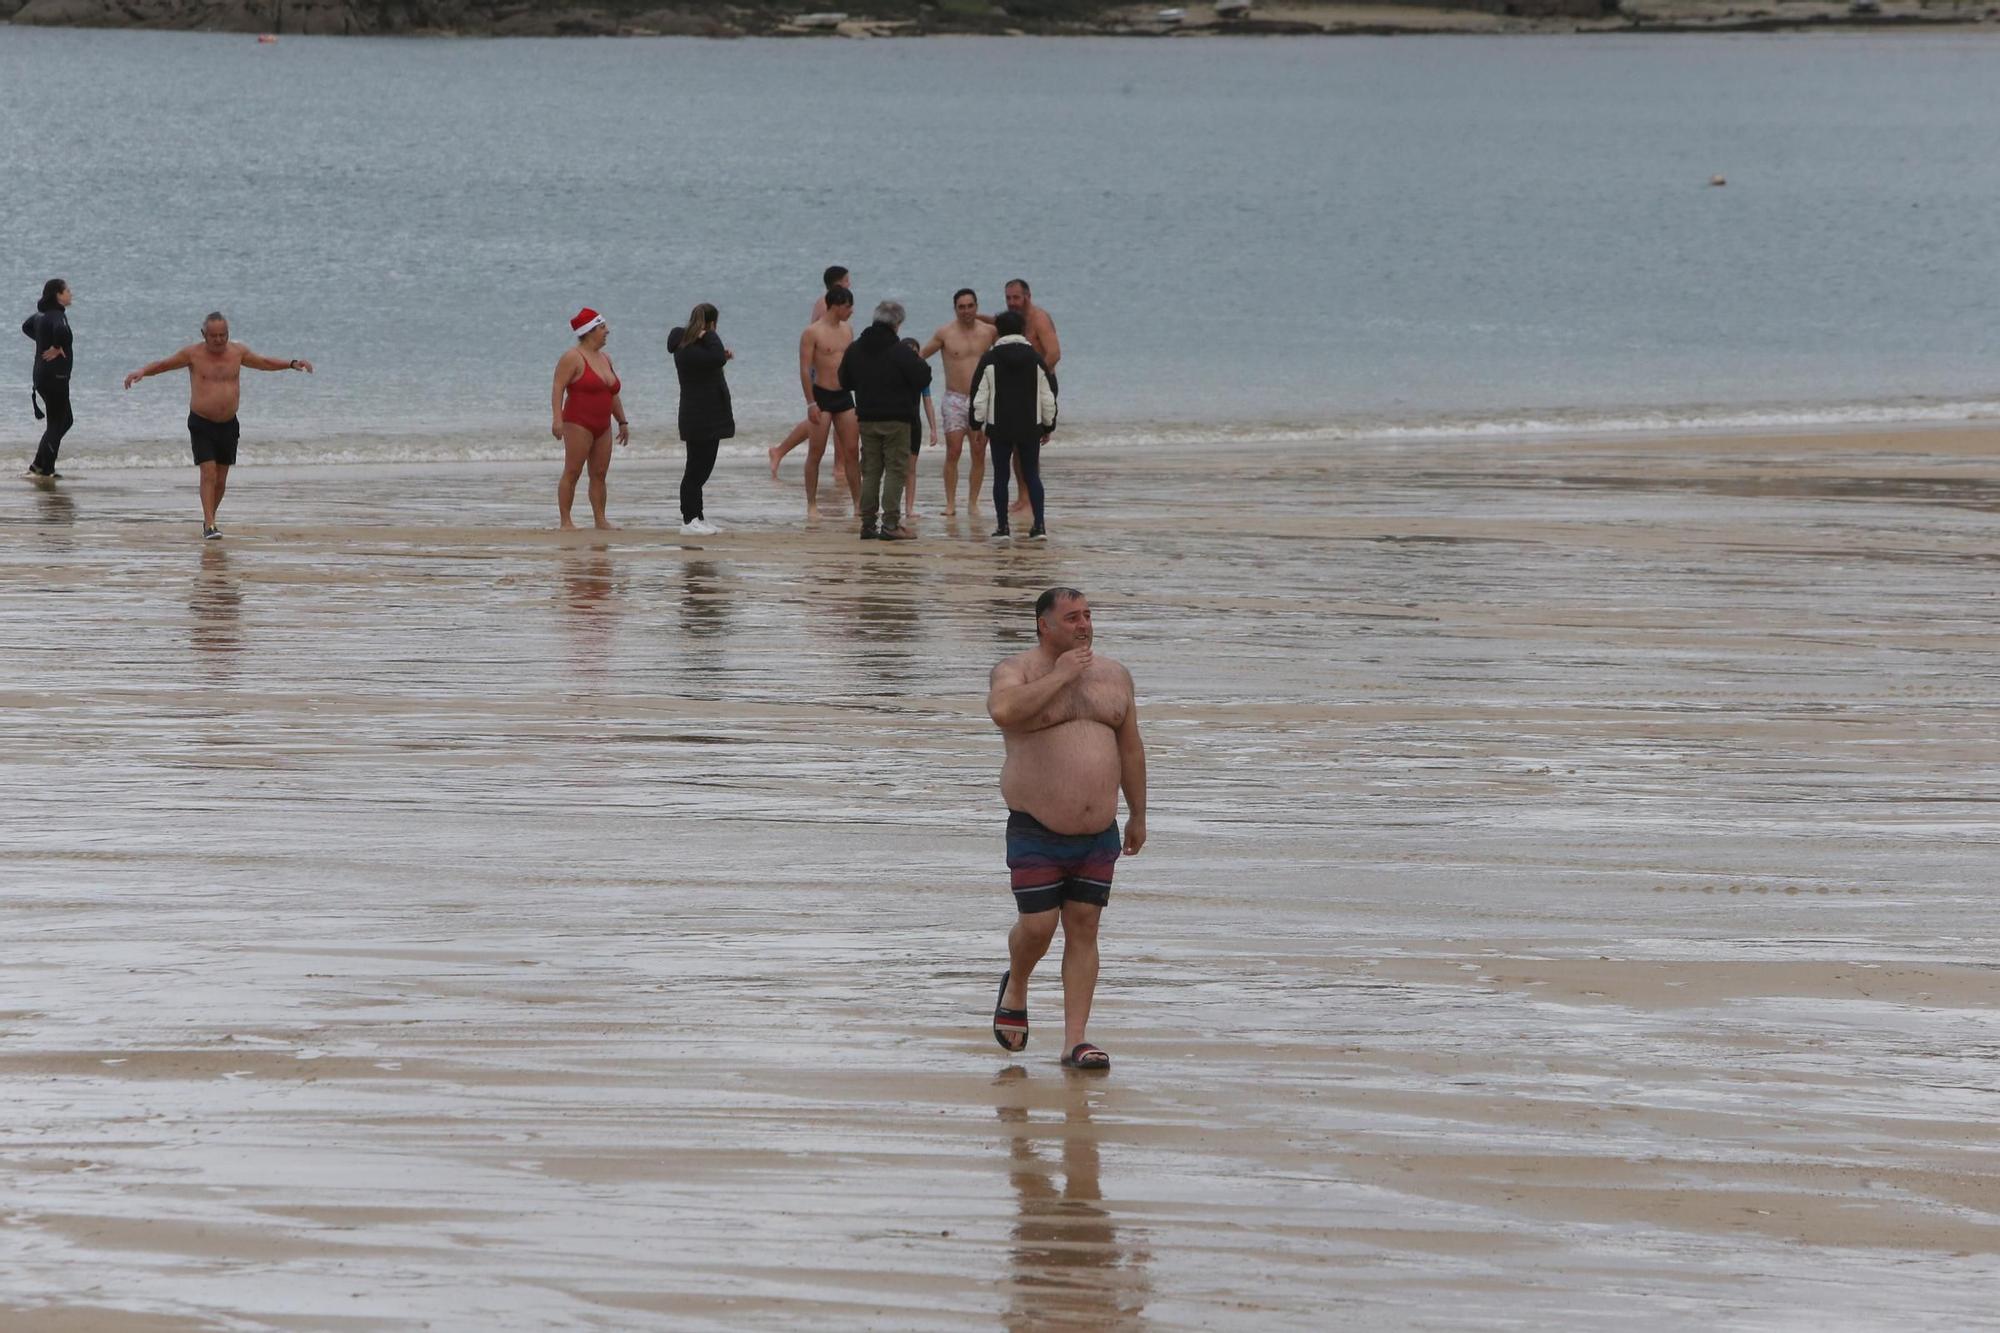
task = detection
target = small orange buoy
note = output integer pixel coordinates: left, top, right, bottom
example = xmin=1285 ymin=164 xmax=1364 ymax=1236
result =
xmin=257 ymin=33 xmax=279 ymax=43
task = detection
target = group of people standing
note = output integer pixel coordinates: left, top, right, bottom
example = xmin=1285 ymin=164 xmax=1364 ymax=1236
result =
xmin=764 ymin=266 xmax=1062 ymax=539
xmin=555 ymin=265 xmax=1064 ymax=540
xmin=18 ymin=267 xmax=1061 ymax=543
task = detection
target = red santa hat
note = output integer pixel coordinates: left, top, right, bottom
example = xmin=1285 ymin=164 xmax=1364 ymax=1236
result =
xmin=570 ymin=308 xmax=606 ymax=338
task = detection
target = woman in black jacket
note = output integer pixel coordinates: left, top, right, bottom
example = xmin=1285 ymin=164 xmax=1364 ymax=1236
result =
xmin=21 ymin=278 xmax=74 ymax=479
xmin=667 ymin=303 xmax=734 ymax=534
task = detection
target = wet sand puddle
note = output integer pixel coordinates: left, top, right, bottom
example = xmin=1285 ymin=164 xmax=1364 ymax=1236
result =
xmin=1 ymin=430 xmax=1997 ymax=1328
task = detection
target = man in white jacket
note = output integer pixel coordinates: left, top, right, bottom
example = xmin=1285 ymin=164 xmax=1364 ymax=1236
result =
xmin=968 ymin=310 xmax=1059 ymax=539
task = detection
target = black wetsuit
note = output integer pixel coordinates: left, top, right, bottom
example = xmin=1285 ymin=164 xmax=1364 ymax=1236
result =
xmin=21 ymin=306 xmax=73 ymax=475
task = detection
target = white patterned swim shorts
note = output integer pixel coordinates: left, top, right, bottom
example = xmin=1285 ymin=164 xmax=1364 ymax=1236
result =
xmin=942 ymin=389 xmax=971 ymax=436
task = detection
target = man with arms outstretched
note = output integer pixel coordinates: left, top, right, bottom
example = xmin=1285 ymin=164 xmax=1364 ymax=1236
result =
xmin=919 ymin=288 xmax=997 ymax=517
xmin=799 ymin=288 xmax=859 ymax=518
xmin=986 ymin=587 xmax=1146 ymax=1071
xmin=124 ymin=312 xmax=313 ymax=539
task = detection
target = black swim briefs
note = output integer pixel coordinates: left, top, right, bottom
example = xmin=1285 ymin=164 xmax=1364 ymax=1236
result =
xmin=812 ymin=386 xmax=855 ymax=415
xmin=1006 ymin=809 xmax=1120 ymax=915
xmin=188 ymin=412 xmax=241 ymax=467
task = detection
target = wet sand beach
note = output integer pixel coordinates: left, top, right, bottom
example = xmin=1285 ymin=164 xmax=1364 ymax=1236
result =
xmin=2 ymin=427 xmax=1998 ymax=1329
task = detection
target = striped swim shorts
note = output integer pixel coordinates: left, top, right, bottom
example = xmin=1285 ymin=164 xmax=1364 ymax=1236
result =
xmin=1006 ymin=809 xmax=1120 ymax=915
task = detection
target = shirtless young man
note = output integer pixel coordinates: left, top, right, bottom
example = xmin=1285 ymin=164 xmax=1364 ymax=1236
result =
xmin=980 ymin=280 xmax=1061 ymax=515
xmin=123 ymin=312 xmax=313 ymax=539
xmin=919 ymin=288 xmax=998 ymax=517
xmin=768 ymin=265 xmax=852 ymax=480
xmin=986 ymin=587 xmax=1147 ymax=1071
xmin=800 ymin=287 xmax=859 ymax=517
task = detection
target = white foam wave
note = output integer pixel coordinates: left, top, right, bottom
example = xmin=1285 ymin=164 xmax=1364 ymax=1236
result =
xmin=43 ymin=395 xmax=2000 ymax=472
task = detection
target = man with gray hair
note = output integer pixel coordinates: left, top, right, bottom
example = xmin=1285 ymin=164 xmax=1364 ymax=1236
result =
xmin=838 ymin=298 xmax=932 ymax=540
xmin=124 ymin=311 xmax=314 ymax=540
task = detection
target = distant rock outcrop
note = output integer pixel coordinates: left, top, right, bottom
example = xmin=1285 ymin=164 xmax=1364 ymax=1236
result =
xmin=4 ymin=0 xmax=756 ymax=34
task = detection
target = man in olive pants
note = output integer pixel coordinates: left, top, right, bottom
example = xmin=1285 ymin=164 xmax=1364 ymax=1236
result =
xmin=839 ymin=299 xmax=933 ymax=540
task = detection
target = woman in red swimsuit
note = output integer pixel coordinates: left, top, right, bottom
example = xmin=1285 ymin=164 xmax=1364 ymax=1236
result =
xmin=551 ymin=307 xmax=630 ymax=529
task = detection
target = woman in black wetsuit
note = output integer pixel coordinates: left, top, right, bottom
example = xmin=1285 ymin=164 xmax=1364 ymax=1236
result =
xmin=667 ymin=302 xmax=734 ymax=534
xmin=21 ymin=278 xmax=74 ymax=479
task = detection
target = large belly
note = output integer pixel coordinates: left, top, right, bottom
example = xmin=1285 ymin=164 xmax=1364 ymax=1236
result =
xmin=1001 ymin=720 xmax=1122 ymax=835
xmin=191 ymin=379 xmax=240 ymax=420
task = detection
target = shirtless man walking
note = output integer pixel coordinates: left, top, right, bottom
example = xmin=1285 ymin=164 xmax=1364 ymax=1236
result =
xmin=919 ymin=288 xmax=997 ymax=517
xmin=800 ymin=287 xmax=859 ymax=518
xmin=768 ymin=265 xmax=852 ymax=480
xmin=124 ymin=312 xmax=313 ymax=539
xmin=986 ymin=587 xmax=1147 ymax=1071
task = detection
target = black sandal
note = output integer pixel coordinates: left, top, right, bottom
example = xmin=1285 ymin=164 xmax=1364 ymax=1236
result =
xmin=1061 ymin=1042 xmax=1110 ymax=1071
xmin=992 ymin=970 xmax=1028 ymax=1052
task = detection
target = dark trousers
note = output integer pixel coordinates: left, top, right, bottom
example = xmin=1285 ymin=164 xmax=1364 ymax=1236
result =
xmin=989 ymin=435 xmax=1044 ymax=528
xmin=30 ymin=382 xmax=72 ymax=474
xmin=680 ymin=438 xmax=719 ymax=521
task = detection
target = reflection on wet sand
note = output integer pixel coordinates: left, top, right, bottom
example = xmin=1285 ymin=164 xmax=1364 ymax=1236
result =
xmin=677 ymin=559 xmax=729 ymax=640
xmin=5 ymin=430 xmax=2000 ymax=1327
xmin=559 ymin=544 xmax=618 ymax=675
xmin=31 ymin=484 xmax=76 ymax=535
xmin=187 ymin=544 xmax=242 ymax=661
xmin=996 ymin=1066 xmax=1150 ymax=1332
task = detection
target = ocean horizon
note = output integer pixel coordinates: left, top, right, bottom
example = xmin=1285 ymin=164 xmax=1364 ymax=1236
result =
xmin=4 ymin=27 xmax=2000 ymax=467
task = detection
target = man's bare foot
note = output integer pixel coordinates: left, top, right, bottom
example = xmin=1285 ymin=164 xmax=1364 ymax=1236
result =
xmin=942 ymin=506 xmax=956 ymax=517
xmin=594 ymin=519 xmax=620 ymax=531
xmin=559 ymin=519 xmax=578 ymax=530
xmin=1010 ymin=498 xmax=1032 ymax=515
xmin=806 ymin=505 xmax=820 ymax=521
xmin=767 ymin=445 xmax=781 ymax=480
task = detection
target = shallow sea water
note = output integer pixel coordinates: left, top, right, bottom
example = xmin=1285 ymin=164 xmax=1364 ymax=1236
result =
xmin=1 ymin=432 xmax=1997 ymax=1328
xmin=5 ymin=29 xmax=2000 ymax=454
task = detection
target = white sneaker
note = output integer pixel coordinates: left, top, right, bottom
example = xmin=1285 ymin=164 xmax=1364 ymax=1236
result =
xmin=680 ymin=519 xmax=705 ymax=535
xmin=695 ymin=518 xmax=721 ymax=534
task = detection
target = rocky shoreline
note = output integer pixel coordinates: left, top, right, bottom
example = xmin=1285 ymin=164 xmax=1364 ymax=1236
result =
xmin=3 ymin=0 xmax=1994 ymax=39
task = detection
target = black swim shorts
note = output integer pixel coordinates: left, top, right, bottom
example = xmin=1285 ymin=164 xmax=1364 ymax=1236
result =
xmin=1006 ymin=809 xmax=1120 ymax=915
xmin=188 ymin=412 xmax=241 ymax=467
xmin=813 ymin=386 xmax=855 ymax=415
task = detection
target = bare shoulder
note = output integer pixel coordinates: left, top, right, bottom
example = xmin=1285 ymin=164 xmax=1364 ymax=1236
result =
xmin=990 ymin=649 xmax=1035 ymax=687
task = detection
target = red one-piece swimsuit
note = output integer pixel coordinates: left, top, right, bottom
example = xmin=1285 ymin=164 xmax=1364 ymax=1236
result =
xmin=561 ymin=358 xmax=621 ymax=436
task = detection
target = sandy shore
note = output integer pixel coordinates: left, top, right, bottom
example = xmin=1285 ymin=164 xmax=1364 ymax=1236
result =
xmin=1 ymin=425 xmax=1998 ymax=1328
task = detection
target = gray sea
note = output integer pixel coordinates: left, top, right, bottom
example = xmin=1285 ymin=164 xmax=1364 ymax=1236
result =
xmin=2 ymin=27 xmax=1999 ymax=464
